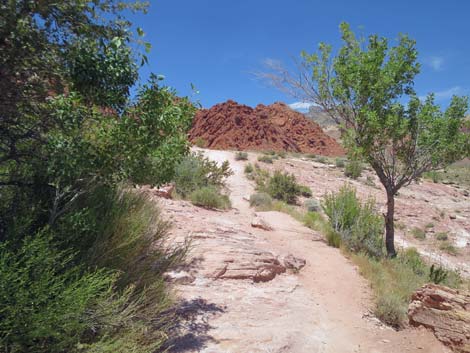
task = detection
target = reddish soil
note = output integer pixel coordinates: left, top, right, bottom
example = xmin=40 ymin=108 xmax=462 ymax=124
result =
xmin=189 ymin=100 xmax=345 ymax=156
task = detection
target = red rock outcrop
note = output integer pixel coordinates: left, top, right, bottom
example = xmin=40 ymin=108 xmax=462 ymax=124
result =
xmin=189 ymin=100 xmax=344 ymax=156
xmin=408 ymin=284 xmax=470 ymax=353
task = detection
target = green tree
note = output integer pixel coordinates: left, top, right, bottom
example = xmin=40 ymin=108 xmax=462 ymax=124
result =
xmin=262 ymin=23 xmax=469 ymax=256
xmin=0 ymin=1 xmax=196 ymax=241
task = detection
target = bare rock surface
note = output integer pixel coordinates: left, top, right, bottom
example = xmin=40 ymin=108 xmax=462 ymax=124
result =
xmin=409 ymin=284 xmax=470 ymax=353
xmin=140 ymin=183 xmax=174 ymax=199
xmin=154 ymin=149 xmax=451 ymax=353
xmin=283 ymin=254 xmax=307 ymax=271
xmin=251 ymin=215 xmax=273 ymax=231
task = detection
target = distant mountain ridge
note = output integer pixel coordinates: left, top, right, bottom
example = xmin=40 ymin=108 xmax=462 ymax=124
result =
xmin=303 ymin=106 xmax=341 ymax=140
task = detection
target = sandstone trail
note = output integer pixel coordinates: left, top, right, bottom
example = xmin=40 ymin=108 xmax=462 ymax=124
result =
xmin=158 ymin=150 xmax=451 ymax=353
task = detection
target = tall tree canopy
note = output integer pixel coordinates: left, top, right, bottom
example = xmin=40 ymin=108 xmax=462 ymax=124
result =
xmin=262 ymin=22 xmax=469 ymax=256
xmin=0 ymin=0 xmax=196 ymax=241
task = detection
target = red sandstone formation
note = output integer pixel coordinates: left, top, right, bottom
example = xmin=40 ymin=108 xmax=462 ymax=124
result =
xmin=189 ymin=100 xmax=344 ymax=156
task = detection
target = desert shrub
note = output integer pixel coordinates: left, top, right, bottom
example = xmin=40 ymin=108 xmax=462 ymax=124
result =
xmin=194 ymin=137 xmax=206 ymax=148
xmin=429 ymin=264 xmax=448 ymax=284
xmin=252 ymin=167 xmax=271 ymax=191
xmin=304 ymin=198 xmax=321 ymax=212
xmin=436 ymin=232 xmax=448 ymax=241
xmin=235 ymin=151 xmax=248 ymax=160
xmin=85 ymin=190 xmax=185 ymax=287
xmin=258 ymin=155 xmax=274 ymax=164
xmin=423 ymin=170 xmax=441 ymax=183
xmin=352 ymin=253 xmax=423 ymax=328
xmin=173 ymin=152 xmax=232 ymax=197
xmin=399 ymin=248 xmax=427 ymax=276
xmin=0 ymin=232 xmax=115 ymax=353
xmin=351 ymin=246 xmax=467 ymax=328
xmin=326 ymin=229 xmax=342 ymax=248
xmin=315 ymin=156 xmax=327 ymax=164
xmin=306 ymin=153 xmax=317 ymax=159
xmin=276 ymin=151 xmax=287 ymax=158
xmin=263 ymin=150 xmax=277 ymax=156
xmin=244 ymin=163 xmax=254 ymax=174
xmin=439 ymin=241 xmax=459 ymax=255
xmin=335 ymin=158 xmax=346 ymax=168
xmin=190 ymin=187 xmax=231 ymax=209
xmin=323 ymin=184 xmax=360 ymax=234
xmin=299 ymin=185 xmax=313 ymax=197
xmin=249 ymin=192 xmax=273 ymax=209
xmin=375 ymin=294 xmax=407 ymax=328
xmin=425 ymin=222 xmax=434 ymax=229
xmin=349 ymin=202 xmax=384 ymax=258
xmin=410 ymin=227 xmax=426 ymax=240
xmin=323 ymin=185 xmax=384 ymax=258
xmin=266 ymin=171 xmax=302 ymax=204
xmin=344 ymin=160 xmax=363 ymax=179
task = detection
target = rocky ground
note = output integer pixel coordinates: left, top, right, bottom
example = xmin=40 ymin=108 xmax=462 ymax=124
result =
xmin=148 ymin=149 xmax=465 ymax=353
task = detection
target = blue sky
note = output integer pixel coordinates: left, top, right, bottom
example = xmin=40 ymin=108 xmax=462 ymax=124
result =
xmin=130 ymin=0 xmax=470 ymax=109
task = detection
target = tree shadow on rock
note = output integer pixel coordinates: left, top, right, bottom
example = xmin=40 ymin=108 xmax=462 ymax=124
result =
xmin=163 ymin=298 xmax=225 ymax=352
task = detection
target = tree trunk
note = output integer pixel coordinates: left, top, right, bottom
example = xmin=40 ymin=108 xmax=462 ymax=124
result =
xmin=385 ymin=189 xmax=397 ymax=257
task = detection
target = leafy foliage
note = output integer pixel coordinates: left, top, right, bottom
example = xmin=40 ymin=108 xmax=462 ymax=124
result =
xmin=173 ymin=152 xmax=233 ymax=198
xmin=344 ymin=160 xmax=363 ymax=179
xmin=323 ymin=184 xmax=384 ymax=258
xmin=298 ymin=185 xmax=313 ymax=197
xmin=244 ymin=163 xmax=254 ymax=174
xmin=429 ymin=264 xmax=448 ymax=285
xmin=352 ymin=248 xmax=466 ymax=328
xmin=0 ymin=232 xmax=115 ymax=353
xmin=235 ymin=151 xmax=249 ymax=160
xmin=304 ymin=198 xmax=321 ymax=212
xmin=266 ymin=171 xmax=302 ymax=204
xmin=258 ymin=155 xmax=274 ymax=164
xmin=263 ymin=21 xmax=470 ymax=256
xmin=190 ymin=187 xmax=231 ymax=209
xmin=0 ymin=2 xmax=195 ymax=352
xmin=249 ymin=192 xmax=273 ymax=209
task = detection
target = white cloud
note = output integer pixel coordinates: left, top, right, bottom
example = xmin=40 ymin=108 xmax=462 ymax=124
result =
xmin=288 ymin=101 xmax=318 ymax=111
xmin=426 ymin=56 xmax=444 ymax=71
xmin=419 ymin=86 xmax=467 ymax=101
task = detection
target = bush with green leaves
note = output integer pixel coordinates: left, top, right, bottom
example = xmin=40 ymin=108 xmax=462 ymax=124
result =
xmin=0 ymin=2 xmax=195 ymax=352
xmin=249 ymin=192 xmax=273 ymax=209
xmin=173 ymin=152 xmax=232 ymax=198
xmin=352 ymin=248 xmax=466 ymax=328
xmin=344 ymin=160 xmax=363 ymax=179
xmin=315 ymin=156 xmax=327 ymax=164
xmin=266 ymin=171 xmax=302 ymax=204
xmin=190 ymin=187 xmax=231 ymax=209
xmin=323 ymin=184 xmax=384 ymax=258
xmin=335 ymin=158 xmax=346 ymax=168
xmin=244 ymin=163 xmax=254 ymax=174
xmin=258 ymin=155 xmax=274 ymax=164
xmin=0 ymin=190 xmax=186 ymax=353
xmin=429 ymin=264 xmax=448 ymax=284
xmin=436 ymin=232 xmax=449 ymax=241
xmin=304 ymin=198 xmax=321 ymax=212
xmin=235 ymin=151 xmax=249 ymax=160
xmin=410 ymin=227 xmax=426 ymax=240
xmin=299 ymin=185 xmax=313 ymax=197
xmin=439 ymin=241 xmax=459 ymax=255
xmin=0 ymin=232 xmax=115 ymax=353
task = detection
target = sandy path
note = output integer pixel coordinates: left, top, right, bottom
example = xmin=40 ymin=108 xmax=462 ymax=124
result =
xmin=161 ymin=149 xmax=449 ymax=353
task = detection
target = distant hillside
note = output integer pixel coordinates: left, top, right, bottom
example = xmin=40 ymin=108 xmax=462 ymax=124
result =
xmin=304 ymin=106 xmax=341 ymax=140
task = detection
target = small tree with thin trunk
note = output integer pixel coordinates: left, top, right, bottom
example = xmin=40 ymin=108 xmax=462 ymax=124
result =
xmin=260 ymin=23 xmax=469 ymax=256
